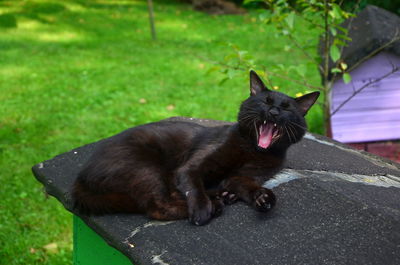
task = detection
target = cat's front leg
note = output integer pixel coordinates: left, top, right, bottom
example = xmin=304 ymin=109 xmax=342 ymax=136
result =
xmin=219 ymin=176 xmax=276 ymax=212
xmin=251 ymin=188 xmax=276 ymax=212
xmin=177 ymin=171 xmax=219 ymax=225
xmin=185 ymin=190 xmax=218 ymax=225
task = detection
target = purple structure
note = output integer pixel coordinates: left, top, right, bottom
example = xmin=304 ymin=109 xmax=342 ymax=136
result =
xmin=324 ymin=5 xmax=400 ymax=162
xmin=331 ymin=52 xmax=400 ymax=143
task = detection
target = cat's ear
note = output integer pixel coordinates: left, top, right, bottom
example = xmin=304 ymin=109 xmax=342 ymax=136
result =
xmin=250 ymin=70 xmax=269 ymax=96
xmin=295 ymin=91 xmax=320 ymax=116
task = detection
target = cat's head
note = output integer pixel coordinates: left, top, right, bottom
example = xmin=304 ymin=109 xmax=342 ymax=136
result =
xmin=238 ymin=70 xmax=320 ymax=151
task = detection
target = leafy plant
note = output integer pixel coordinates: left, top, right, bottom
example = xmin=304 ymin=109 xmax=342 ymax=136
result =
xmin=214 ymin=0 xmax=400 ymax=137
xmin=213 ymin=0 xmax=357 ymax=135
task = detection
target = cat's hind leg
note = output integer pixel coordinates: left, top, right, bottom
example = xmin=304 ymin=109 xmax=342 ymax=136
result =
xmin=73 ymin=181 xmax=141 ymax=214
xmin=146 ymin=197 xmax=188 ymax=221
xmin=146 ymin=191 xmax=224 ymax=221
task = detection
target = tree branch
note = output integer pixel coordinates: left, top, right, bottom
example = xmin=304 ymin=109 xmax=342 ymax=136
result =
xmin=146 ymin=0 xmax=157 ymax=40
xmin=281 ymin=22 xmax=324 ymax=73
xmin=262 ymin=67 xmax=322 ymax=90
xmin=194 ymin=54 xmax=322 ymax=91
xmin=287 ymin=5 xmax=325 ymax=30
xmin=322 ymin=0 xmax=330 ymax=87
xmin=331 ymin=66 xmax=400 ymax=116
xmin=347 ymin=31 xmax=400 ymax=74
xmin=331 ymin=0 xmax=362 ymax=81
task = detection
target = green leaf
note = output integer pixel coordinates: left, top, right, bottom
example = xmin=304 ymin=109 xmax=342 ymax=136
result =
xmin=224 ymin=53 xmax=237 ymax=62
xmin=334 ymin=39 xmax=347 ymax=47
xmin=335 ymin=25 xmax=348 ymax=34
xmin=343 ymin=73 xmax=352 ymax=84
xmin=218 ymin=77 xmax=229 ymax=86
xmin=238 ymin=50 xmax=248 ymax=58
xmin=331 ymin=67 xmax=341 ymax=73
xmin=329 ymin=45 xmax=340 ymax=62
xmin=294 ymin=64 xmax=307 ymax=77
xmin=277 ymin=64 xmax=285 ymax=70
xmin=227 ymin=68 xmax=236 ymax=79
xmin=243 ymin=0 xmax=258 ymax=5
xmin=285 ymin=12 xmax=295 ymax=29
xmin=329 ymin=4 xmax=342 ymax=19
xmin=205 ymin=66 xmax=220 ymax=75
xmin=337 ymin=34 xmax=352 ymax=41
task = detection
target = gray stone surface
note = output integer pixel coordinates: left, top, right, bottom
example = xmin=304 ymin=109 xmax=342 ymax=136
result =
xmin=320 ymin=5 xmax=400 ymax=80
xmin=32 ymin=117 xmax=400 ymax=265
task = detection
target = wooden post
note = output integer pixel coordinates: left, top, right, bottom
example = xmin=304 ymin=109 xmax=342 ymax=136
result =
xmin=147 ymin=0 xmax=157 ymax=41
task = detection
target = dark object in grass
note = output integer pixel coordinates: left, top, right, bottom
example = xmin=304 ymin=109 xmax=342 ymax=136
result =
xmin=0 ymin=13 xmax=17 ymax=28
xmin=72 ymin=71 xmax=319 ymax=225
xmin=187 ymin=0 xmax=246 ymax=15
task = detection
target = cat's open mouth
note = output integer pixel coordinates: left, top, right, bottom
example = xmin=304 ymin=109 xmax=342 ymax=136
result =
xmin=256 ymin=121 xmax=280 ymax=149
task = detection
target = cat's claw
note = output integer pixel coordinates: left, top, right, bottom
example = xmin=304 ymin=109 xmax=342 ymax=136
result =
xmin=189 ymin=207 xmax=212 ymax=226
xmin=253 ymin=188 xmax=276 ymax=212
xmin=220 ymin=190 xmax=238 ymax=205
xmin=189 ymin=197 xmax=224 ymax=225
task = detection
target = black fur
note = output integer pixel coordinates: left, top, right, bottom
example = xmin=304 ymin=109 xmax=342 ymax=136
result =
xmin=72 ymin=70 xmax=319 ymax=225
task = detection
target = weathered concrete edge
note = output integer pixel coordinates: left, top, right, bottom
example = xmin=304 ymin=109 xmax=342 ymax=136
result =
xmin=32 ymin=163 xmax=141 ymax=265
xmin=303 ymin=133 xmax=400 ymax=171
xmin=32 ymin=163 xmax=70 ymax=210
xmin=31 ymin=117 xmax=400 ymax=265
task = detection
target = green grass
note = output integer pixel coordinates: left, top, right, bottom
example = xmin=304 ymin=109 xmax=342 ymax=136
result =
xmin=0 ymin=0 xmax=323 ymax=264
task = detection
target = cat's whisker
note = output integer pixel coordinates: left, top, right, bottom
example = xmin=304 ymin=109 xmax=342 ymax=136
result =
xmin=253 ymin=121 xmax=258 ymax=139
xmin=283 ymin=125 xmax=293 ymax=144
xmin=286 ymin=124 xmax=298 ymax=143
xmin=288 ymin=121 xmax=307 ymax=130
xmin=239 ymin=118 xmax=255 ymax=128
xmin=285 ymin=123 xmax=293 ymax=139
xmin=287 ymin=125 xmax=296 ymax=144
xmin=239 ymin=114 xmax=258 ymax=123
xmin=239 ymin=117 xmax=256 ymax=124
xmin=274 ymin=126 xmax=283 ymax=143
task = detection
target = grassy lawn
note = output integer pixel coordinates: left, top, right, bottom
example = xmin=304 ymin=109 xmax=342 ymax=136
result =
xmin=0 ymin=0 xmax=322 ymax=264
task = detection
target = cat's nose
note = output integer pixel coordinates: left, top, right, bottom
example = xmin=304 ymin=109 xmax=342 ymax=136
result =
xmin=268 ymin=107 xmax=280 ymax=117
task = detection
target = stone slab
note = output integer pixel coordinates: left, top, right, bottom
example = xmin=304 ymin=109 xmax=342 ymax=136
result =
xmin=32 ymin=118 xmax=400 ymax=265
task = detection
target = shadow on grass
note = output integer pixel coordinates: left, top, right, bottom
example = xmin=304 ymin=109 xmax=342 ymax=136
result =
xmin=0 ymin=0 xmax=147 ymax=29
xmin=0 ymin=1 xmax=68 ymax=27
xmin=70 ymin=0 xmax=137 ymax=9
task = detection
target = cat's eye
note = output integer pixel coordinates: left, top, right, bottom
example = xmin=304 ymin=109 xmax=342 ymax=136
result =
xmin=265 ymin=97 xmax=274 ymax=105
xmin=281 ymin=102 xmax=290 ymax=109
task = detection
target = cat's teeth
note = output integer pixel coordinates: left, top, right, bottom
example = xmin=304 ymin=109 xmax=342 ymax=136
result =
xmin=274 ymin=123 xmax=277 ymax=127
xmin=263 ymin=120 xmax=266 ymax=124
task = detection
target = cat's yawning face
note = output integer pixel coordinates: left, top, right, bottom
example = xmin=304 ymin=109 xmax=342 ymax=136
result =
xmin=238 ymin=71 xmax=320 ymax=151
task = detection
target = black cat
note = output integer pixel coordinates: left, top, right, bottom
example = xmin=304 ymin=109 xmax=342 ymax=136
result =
xmin=72 ymin=71 xmax=319 ymax=225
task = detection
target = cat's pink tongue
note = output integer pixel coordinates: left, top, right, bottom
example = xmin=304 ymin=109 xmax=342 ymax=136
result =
xmin=258 ymin=124 xmax=274 ymax=149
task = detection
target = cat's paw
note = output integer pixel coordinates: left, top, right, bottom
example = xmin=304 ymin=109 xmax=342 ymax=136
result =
xmin=212 ymin=197 xmax=224 ymax=217
xmin=252 ymin=188 xmax=276 ymax=212
xmin=220 ymin=190 xmax=238 ymax=205
xmin=188 ymin=198 xmax=214 ymax=226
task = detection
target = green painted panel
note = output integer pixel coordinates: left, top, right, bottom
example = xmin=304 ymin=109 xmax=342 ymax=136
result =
xmin=73 ymin=215 xmax=133 ymax=265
